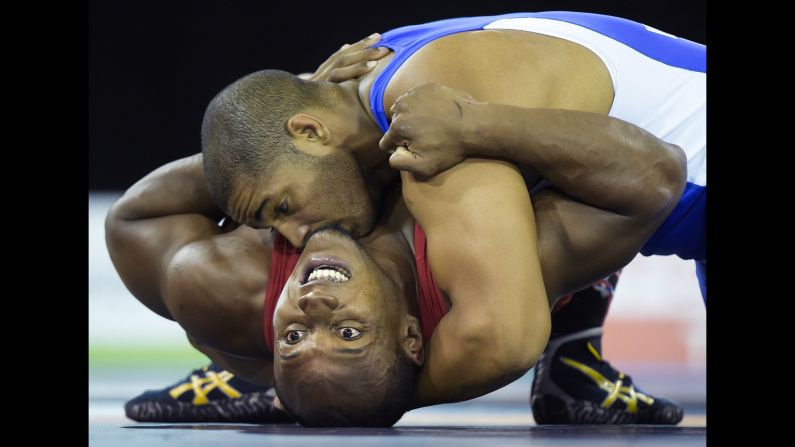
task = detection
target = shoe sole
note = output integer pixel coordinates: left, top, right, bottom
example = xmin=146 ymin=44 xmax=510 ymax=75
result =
xmin=531 ymin=394 xmax=684 ymax=425
xmin=125 ymin=391 xmax=293 ymax=423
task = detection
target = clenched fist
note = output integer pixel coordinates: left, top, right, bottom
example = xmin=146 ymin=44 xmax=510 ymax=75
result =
xmin=378 ymin=83 xmax=485 ymax=176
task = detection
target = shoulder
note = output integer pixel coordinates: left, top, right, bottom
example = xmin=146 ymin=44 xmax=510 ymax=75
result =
xmin=384 ymin=28 xmax=613 ymax=114
xmin=161 ymin=227 xmax=274 ymax=357
xmin=163 ymin=227 xmax=271 ymax=308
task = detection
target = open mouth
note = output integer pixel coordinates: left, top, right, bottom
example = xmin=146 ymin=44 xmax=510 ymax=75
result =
xmin=300 ymin=256 xmax=352 ymax=285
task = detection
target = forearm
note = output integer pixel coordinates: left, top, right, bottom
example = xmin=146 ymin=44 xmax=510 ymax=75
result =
xmin=470 ymin=105 xmax=686 ymax=215
xmin=110 ymin=153 xmax=224 ymax=222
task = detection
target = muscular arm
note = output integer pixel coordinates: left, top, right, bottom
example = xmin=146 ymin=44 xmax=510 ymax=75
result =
xmin=476 ymin=106 xmax=685 ymax=217
xmin=401 ymin=159 xmax=550 ymax=407
xmin=468 ymin=105 xmax=687 ymax=297
xmin=104 ymin=154 xmax=225 ymax=319
xmin=379 ymin=84 xmax=686 ymax=299
xmin=105 ymin=154 xmax=273 ymax=360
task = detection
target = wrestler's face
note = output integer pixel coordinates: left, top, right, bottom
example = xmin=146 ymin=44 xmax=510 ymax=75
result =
xmin=228 ymin=155 xmax=378 ymax=248
xmin=272 ymin=226 xmax=406 ymax=413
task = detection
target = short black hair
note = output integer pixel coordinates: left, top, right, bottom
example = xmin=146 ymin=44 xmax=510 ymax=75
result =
xmin=276 ymin=353 xmax=419 ymax=427
xmin=200 ymin=69 xmax=332 ymax=212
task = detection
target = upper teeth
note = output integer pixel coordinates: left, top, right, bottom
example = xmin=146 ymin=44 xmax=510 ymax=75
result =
xmin=308 ymin=267 xmax=350 ymax=283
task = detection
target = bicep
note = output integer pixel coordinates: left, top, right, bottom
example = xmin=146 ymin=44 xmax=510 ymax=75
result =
xmin=105 ymin=211 xmax=221 ymax=319
xmin=161 ymin=233 xmax=271 ymax=358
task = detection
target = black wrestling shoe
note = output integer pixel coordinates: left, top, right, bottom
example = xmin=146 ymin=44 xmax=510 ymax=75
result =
xmin=124 ymin=363 xmax=293 ymax=423
xmin=530 ymin=328 xmax=684 ymax=425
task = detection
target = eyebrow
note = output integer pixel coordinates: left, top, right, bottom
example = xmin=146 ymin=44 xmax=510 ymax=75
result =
xmin=254 ymin=197 xmax=271 ymax=222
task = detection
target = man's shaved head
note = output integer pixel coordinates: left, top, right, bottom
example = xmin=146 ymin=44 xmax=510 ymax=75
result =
xmin=200 ymin=69 xmax=332 ymax=211
xmin=199 ymin=69 xmax=378 ymax=244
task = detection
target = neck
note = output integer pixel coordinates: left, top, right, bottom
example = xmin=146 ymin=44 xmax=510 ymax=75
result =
xmin=334 ymin=81 xmax=395 ymax=171
xmin=331 ymin=81 xmax=401 ymax=212
xmin=359 ymin=186 xmax=419 ymax=317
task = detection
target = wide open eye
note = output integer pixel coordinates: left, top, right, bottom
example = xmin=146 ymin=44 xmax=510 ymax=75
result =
xmin=337 ymin=327 xmax=362 ymax=340
xmin=285 ymin=330 xmax=306 ymax=344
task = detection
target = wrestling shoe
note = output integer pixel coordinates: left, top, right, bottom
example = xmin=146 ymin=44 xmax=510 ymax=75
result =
xmin=530 ymin=328 xmax=684 ymax=425
xmin=124 ymin=363 xmax=293 ymax=423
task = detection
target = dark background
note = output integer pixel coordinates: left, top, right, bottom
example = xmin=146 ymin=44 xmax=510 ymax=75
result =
xmin=89 ymin=0 xmax=706 ymax=190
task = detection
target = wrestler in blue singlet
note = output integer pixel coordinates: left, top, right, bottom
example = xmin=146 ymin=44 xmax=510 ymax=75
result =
xmin=367 ymin=12 xmax=707 ymax=302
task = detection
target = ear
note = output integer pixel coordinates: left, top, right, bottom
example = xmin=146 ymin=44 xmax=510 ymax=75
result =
xmin=400 ymin=315 xmax=425 ymax=366
xmin=287 ymin=113 xmax=331 ymax=144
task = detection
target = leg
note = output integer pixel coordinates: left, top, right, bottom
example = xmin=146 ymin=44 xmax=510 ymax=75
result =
xmin=531 ymin=271 xmax=684 ymax=424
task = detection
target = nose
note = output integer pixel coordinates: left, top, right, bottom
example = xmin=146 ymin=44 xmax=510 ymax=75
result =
xmin=276 ymin=222 xmax=311 ymax=248
xmin=298 ymin=293 xmax=340 ymax=313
